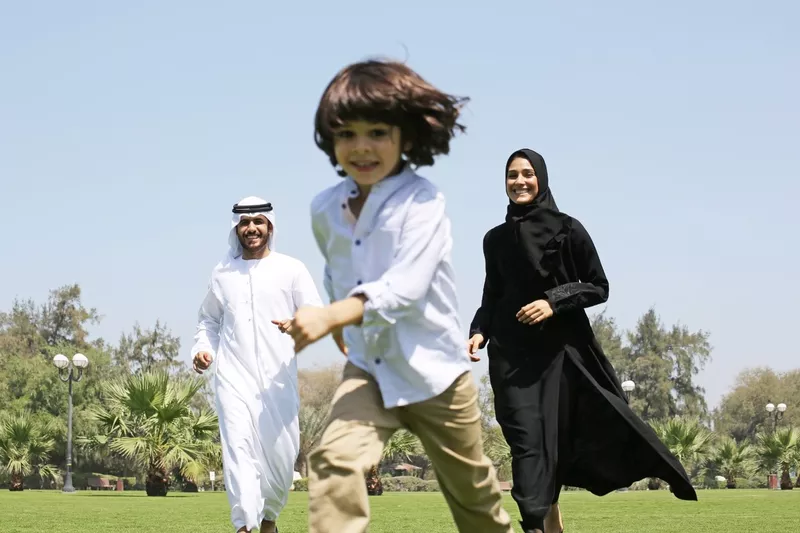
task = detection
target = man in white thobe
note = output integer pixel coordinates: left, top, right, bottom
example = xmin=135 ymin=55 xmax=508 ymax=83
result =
xmin=191 ymin=196 xmax=322 ymax=533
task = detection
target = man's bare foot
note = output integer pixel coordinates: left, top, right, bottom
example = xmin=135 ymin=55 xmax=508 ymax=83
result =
xmin=544 ymin=502 xmax=564 ymax=532
xmin=260 ymin=519 xmax=276 ymax=533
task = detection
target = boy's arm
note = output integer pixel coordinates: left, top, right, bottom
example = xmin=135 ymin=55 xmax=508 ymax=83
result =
xmin=291 ymin=187 xmax=449 ymax=353
xmin=291 ymin=294 xmax=365 ymax=353
xmin=347 ymin=187 xmax=450 ymax=327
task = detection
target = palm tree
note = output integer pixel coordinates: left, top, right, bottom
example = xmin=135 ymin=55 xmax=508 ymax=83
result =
xmin=382 ymin=429 xmax=422 ymax=466
xmin=706 ymin=437 xmax=756 ymax=488
xmin=83 ymin=371 xmax=219 ymax=496
xmin=649 ymin=417 xmax=715 ymax=489
xmin=794 ymin=444 xmax=800 ymax=488
xmin=0 ymin=413 xmax=60 ymax=491
xmin=364 ymin=430 xmax=423 ymax=495
xmin=483 ymin=425 xmax=512 ymax=481
xmin=756 ymin=427 xmax=799 ymax=490
xmin=296 ymin=405 xmax=329 ymax=478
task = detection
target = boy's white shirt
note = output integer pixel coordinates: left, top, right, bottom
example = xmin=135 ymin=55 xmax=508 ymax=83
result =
xmin=310 ymin=165 xmax=471 ymax=408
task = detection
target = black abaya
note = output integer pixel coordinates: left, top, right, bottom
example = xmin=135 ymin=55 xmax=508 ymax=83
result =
xmin=470 ymin=149 xmax=696 ymax=532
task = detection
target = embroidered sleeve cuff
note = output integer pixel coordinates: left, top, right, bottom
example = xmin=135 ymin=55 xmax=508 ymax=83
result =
xmin=347 ymin=280 xmax=396 ymax=326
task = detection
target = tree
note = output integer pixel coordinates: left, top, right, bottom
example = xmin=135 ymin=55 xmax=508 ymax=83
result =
xmin=0 ymin=412 xmax=60 ymax=491
xmin=295 ymin=365 xmax=342 ymax=477
xmin=0 ymin=284 xmax=103 ymax=359
xmin=297 ymin=405 xmax=328 ymax=478
xmin=477 ymin=374 xmax=496 ymax=433
xmin=593 ymin=308 xmax=712 ymax=421
xmin=38 ymin=285 xmax=100 ymax=348
xmin=714 ymin=368 xmax=800 ymax=442
xmin=589 ymin=310 xmax=629 ymax=369
xmin=382 ymin=430 xmax=422 ymax=466
xmin=83 ymin=371 xmax=219 ymax=496
xmin=706 ymin=437 xmax=756 ymax=489
xmin=649 ymin=417 xmax=715 ymax=487
xmin=0 ymin=299 xmax=42 ymax=357
xmin=367 ymin=430 xmax=424 ymax=496
xmin=483 ymin=425 xmax=512 ymax=481
xmin=0 ymin=286 xmax=127 ymax=482
xmin=114 ymin=320 xmax=182 ymax=375
xmin=474 ymin=374 xmax=514 ymax=481
xmin=755 ymin=427 xmax=799 ymax=490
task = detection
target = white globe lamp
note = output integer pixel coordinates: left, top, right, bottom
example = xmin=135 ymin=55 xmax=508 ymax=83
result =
xmin=72 ymin=353 xmax=89 ymax=369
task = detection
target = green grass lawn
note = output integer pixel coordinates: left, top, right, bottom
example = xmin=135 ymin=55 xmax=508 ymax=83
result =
xmin=1 ymin=489 xmax=798 ymax=532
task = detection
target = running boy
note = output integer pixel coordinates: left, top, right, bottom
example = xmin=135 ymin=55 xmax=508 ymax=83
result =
xmin=289 ymin=59 xmax=514 ymax=533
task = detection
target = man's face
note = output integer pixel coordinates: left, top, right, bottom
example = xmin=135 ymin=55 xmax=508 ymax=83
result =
xmin=236 ymin=215 xmax=271 ymax=253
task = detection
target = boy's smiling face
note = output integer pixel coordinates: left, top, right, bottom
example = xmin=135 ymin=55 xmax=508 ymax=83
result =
xmin=332 ymin=120 xmax=410 ymax=191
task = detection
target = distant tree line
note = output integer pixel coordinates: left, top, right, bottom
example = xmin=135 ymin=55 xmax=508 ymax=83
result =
xmin=1 ymin=285 xmax=798 ymax=494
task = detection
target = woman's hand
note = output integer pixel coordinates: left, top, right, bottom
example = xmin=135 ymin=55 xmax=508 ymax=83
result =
xmin=516 ymin=299 xmax=553 ymax=325
xmin=466 ymin=334 xmax=485 ymax=362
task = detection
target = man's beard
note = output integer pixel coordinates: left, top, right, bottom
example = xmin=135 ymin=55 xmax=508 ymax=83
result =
xmin=239 ymin=232 xmax=268 ymax=250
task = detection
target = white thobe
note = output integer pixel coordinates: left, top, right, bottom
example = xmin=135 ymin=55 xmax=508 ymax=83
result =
xmin=191 ymin=251 xmax=322 ymax=531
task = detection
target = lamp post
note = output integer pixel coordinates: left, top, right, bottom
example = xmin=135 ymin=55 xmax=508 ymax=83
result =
xmin=53 ymin=353 xmax=89 ymax=493
xmin=765 ymin=400 xmax=787 ymax=490
xmin=621 ymin=378 xmax=635 ymax=399
xmin=765 ymin=400 xmax=787 ymax=432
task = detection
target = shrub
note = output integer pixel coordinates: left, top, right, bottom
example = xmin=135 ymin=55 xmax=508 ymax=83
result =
xmin=381 ymin=476 xmax=439 ymax=492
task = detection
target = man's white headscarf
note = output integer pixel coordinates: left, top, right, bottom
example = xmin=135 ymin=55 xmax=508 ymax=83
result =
xmin=229 ymin=196 xmax=276 ymax=258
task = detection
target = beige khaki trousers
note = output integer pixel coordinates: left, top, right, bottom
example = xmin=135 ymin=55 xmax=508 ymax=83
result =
xmin=307 ymin=362 xmax=513 ymax=533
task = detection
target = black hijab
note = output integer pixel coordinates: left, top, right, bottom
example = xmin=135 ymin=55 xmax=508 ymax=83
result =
xmin=505 ymin=149 xmax=572 ymax=278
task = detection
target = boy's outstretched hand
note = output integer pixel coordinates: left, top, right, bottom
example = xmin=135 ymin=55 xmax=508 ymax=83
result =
xmin=290 ymin=307 xmax=335 ymax=353
xmin=291 ymin=296 xmax=366 ymax=354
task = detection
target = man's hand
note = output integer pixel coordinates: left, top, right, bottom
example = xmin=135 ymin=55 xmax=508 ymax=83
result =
xmin=271 ymin=318 xmax=293 ymax=334
xmin=290 ymin=306 xmax=336 ymax=353
xmin=466 ymin=334 xmax=484 ymax=362
xmin=332 ymin=328 xmax=348 ymax=357
xmin=193 ymin=351 xmax=213 ymax=374
xmin=516 ymin=299 xmax=554 ymax=325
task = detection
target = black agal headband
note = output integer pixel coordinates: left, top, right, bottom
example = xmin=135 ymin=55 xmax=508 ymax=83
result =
xmin=232 ymin=202 xmax=273 ymax=214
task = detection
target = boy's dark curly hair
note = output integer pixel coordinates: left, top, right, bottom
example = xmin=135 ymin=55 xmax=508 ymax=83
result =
xmin=314 ymin=59 xmax=470 ymax=176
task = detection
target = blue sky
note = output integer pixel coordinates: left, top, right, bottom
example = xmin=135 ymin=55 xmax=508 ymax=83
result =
xmin=1 ymin=1 xmax=797 ymax=409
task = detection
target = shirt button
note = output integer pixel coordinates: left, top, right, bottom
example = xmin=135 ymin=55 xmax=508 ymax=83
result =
xmin=355 ymin=239 xmax=361 ymax=246
xmin=375 ymin=358 xmax=381 ymax=364
xmin=341 ymin=203 xmax=346 ymax=209
xmin=356 ymin=279 xmax=362 ymax=284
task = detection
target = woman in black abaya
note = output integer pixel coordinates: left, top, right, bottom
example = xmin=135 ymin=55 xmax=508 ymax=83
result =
xmin=467 ymin=149 xmax=697 ymax=533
